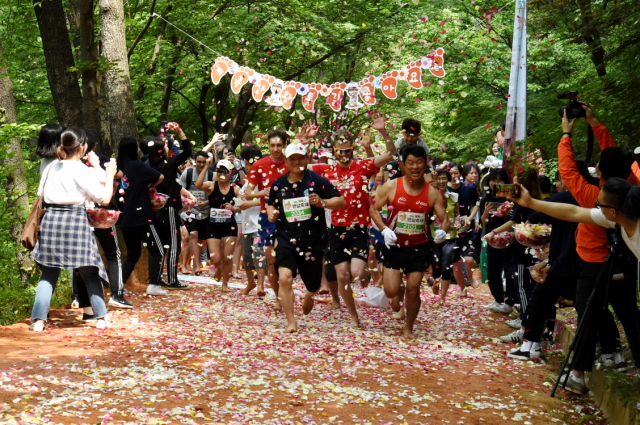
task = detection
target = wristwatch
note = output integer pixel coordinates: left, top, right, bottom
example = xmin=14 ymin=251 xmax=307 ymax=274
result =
xmin=320 ymin=199 xmax=326 ymax=208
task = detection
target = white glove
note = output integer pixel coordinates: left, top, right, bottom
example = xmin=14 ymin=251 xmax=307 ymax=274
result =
xmin=234 ymin=160 xmax=242 ymax=170
xmin=434 ymin=229 xmax=447 ymax=244
xmin=381 ymin=227 xmax=398 ymax=249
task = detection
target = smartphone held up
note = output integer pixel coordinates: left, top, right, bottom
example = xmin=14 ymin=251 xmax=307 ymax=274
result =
xmin=492 ymin=184 xmax=521 ymax=198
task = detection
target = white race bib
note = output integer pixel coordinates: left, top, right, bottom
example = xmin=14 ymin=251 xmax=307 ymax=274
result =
xmin=395 ymin=212 xmax=425 ymax=235
xmin=191 ymin=190 xmax=206 ymax=202
xmin=210 ymin=208 xmax=233 ymax=223
xmin=283 ymin=196 xmax=312 ymax=223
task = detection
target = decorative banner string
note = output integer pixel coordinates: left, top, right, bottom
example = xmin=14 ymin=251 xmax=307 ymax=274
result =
xmin=151 ymin=12 xmax=224 ymax=57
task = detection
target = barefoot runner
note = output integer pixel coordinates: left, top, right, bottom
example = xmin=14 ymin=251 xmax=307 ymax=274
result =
xmin=266 ymin=142 xmax=345 ymax=332
xmin=196 ymin=156 xmax=240 ymax=292
xmin=371 ymin=144 xmax=450 ymax=338
xmin=245 ymin=129 xmax=289 ymax=310
xmin=308 ymin=112 xmax=397 ymax=327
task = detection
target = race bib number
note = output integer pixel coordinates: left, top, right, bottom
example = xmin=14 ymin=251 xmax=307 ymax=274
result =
xmin=283 ymin=196 xmax=312 ymax=223
xmin=395 ymin=212 xmax=425 ymax=235
xmin=191 ymin=190 xmax=206 ymax=202
xmin=210 ymin=208 xmax=233 ymax=223
xmin=381 ymin=206 xmax=388 ymax=221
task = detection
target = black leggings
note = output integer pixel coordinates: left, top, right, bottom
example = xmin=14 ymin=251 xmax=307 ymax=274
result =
xmin=121 ymin=223 xmax=165 ymax=286
xmin=485 ymin=244 xmax=515 ymax=304
xmin=573 ymin=260 xmax=640 ymax=372
xmin=431 ymin=240 xmax=457 ymax=281
xmin=155 ymin=207 xmax=181 ymax=284
xmin=73 ymin=225 xmax=123 ymax=303
xmin=523 ymin=272 xmax=577 ymax=343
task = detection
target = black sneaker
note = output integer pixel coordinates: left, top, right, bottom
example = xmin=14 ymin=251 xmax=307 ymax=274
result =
xmin=158 ymin=279 xmax=171 ymax=288
xmin=82 ymin=313 xmax=97 ymax=322
xmin=108 ymin=296 xmax=134 ymax=309
xmin=164 ymin=281 xmax=191 ymax=290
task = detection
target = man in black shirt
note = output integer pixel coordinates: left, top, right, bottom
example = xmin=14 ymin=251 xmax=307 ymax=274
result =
xmin=267 ymin=143 xmax=345 ymax=333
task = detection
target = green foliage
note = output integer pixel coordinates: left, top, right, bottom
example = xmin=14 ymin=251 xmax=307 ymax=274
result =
xmin=0 ymin=270 xmax=72 ymax=326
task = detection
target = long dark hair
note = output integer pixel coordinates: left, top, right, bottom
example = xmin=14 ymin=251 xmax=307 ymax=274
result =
xmin=36 ymin=124 xmax=65 ymax=158
xmin=516 ymin=165 xmax=542 ymax=200
xmin=602 ymin=177 xmax=640 ymax=222
xmin=56 ymin=127 xmax=87 ymax=160
xmin=148 ymin=137 xmax=169 ymax=170
xmin=117 ymin=137 xmax=140 ymax=172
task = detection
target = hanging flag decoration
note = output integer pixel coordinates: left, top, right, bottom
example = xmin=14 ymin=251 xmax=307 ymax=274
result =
xmin=210 ymin=49 xmax=446 ymax=111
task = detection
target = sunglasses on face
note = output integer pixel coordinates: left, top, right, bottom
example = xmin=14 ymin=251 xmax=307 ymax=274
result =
xmin=216 ymin=168 xmax=230 ymax=174
xmin=336 ymin=148 xmax=353 ymax=155
xmin=594 ymin=199 xmax=619 ymax=211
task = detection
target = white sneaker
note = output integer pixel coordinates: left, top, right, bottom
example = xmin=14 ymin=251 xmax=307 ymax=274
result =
xmin=596 ymin=354 xmax=615 ymax=368
xmin=146 ymin=284 xmax=167 ymax=296
xmin=96 ymin=319 xmax=110 ymax=329
xmin=492 ymin=303 xmax=513 ymax=314
xmin=482 ymin=301 xmax=499 ymax=310
xmin=500 ymin=329 xmax=524 ymax=343
xmin=506 ymin=318 xmax=522 ymax=329
xmin=508 ymin=345 xmax=542 ymax=360
xmin=553 ymin=372 xmax=587 ymax=395
xmin=29 ymin=321 xmax=45 ymax=332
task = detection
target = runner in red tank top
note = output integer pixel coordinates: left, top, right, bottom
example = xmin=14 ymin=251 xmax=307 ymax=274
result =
xmin=371 ymin=144 xmax=449 ymax=339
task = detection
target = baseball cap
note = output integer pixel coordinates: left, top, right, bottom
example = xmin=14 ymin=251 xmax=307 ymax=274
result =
xmin=217 ymin=159 xmax=233 ymax=171
xmin=634 ymin=146 xmax=640 ymax=155
xmin=285 ymin=143 xmax=307 ymax=158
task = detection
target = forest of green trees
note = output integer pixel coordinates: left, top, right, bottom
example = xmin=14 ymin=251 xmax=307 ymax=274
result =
xmin=0 ymin=0 xmax=638 ymax=323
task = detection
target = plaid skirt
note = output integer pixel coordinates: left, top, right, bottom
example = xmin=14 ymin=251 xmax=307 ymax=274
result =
xmin=32 ymin=204 xmax=109 ymax=283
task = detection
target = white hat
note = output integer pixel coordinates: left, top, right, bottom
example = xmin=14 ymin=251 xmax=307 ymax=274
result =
xmin=634 ymin=146 xmax=640 ymax=155
xmin=216 ymin=159 xmax=233 ymax=171
xmin=285 ymin=143 xmax=307 ymax=158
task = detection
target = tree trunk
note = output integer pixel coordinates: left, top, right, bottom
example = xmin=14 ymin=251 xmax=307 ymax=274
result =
xmin=0 ymin=33 xmax=35 ymax=282
xmin=576 ymin=0 xmax=607 ymax=77
xmin=99 ymin=0 xmax=138 ymax=152
xmin=33 ymin=0 xmax=84 ymax=127
xmin=198 ymin=81 xmax=212 ymax=143
xmin=71 ymin=0 xmax=104 ymax=152
xmin=159 ymin=36 xmax=185 ymax=122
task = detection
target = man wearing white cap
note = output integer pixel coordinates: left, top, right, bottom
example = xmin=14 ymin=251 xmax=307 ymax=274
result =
xmin=266 ymin=142 xmax=346 ymax=333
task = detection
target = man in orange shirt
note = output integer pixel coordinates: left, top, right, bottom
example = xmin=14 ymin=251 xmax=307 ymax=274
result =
xmin=556 ymin=105 xmax=640 ymax=394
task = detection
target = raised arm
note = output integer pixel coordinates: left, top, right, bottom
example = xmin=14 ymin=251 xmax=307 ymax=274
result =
xmin=360 ymin=128 xmax=375 ymax=159
xmin=203 ymin=133 xmax=225 ymax=153
xmin=509 ymin=184 xmax=596 ymax=226
xmin=195 ymin=156 xmax=215 ymax=194
xmin=370 ymin=112 xmax=398 ymax=169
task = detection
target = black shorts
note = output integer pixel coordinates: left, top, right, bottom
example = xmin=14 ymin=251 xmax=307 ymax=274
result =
xmin=274 ymin=245 xmax=324 ymax=293
xmin=373 ymin=242 xmax=386 ymax=263
xmin=207 ymin=220 xmax=238 ymax=239
xmin=456 ymin=230 xmax=476 ymax=257
xmin=324 ymin=242 xmax=337 ymax=282
xmin=329 ymin=225 xmax=369 ymax=265
xmin=383 ymin=243 xmax=431 ymax=275
xmin=185 ymin=217 xmax=208 ymax=239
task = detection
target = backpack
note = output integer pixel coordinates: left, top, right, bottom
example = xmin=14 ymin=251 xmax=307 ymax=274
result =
xmin=185 ymin=168 xmax=214 ymax=189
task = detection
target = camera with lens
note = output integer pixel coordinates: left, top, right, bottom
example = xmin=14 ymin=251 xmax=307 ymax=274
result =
xmin=558 ymin=91 xmax=586 ymax=119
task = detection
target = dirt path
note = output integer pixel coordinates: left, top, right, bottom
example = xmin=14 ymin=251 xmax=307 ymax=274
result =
xmin=0 ymin=275 xmax=608 ymax=424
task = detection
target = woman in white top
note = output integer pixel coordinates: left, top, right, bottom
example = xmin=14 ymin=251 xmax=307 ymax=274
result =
xmin=510 ymin=178 xmax=640 ymax=260
xmin=30 ymin=127 xmax=117 ymax=332
xmin=36 ymin=124 xmax=64 ymax=178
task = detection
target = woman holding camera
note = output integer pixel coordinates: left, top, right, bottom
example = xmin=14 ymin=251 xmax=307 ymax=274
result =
xmin=30 ymin=127 xmax=117 ymax=332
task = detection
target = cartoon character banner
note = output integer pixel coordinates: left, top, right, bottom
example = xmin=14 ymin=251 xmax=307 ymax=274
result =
xmin=210 ymin=49 xmax=447 ymax=112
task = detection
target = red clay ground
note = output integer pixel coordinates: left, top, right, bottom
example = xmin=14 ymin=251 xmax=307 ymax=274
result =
xmin=0 ymin=273 xmax=609 ymax=424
